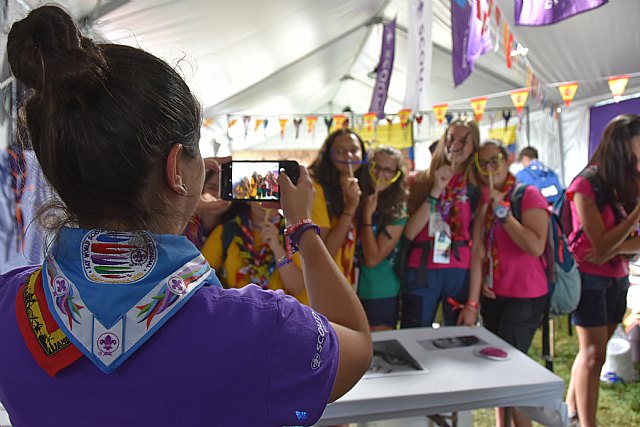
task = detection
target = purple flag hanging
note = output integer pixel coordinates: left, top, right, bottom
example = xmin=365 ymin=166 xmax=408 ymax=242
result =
xmin=451 ymin=0 xmax=492 ymax=87
xmin=369 ymin=19 xmax=396 ymax=119
xmin=515 ymin=0 xmax=607 ymax=26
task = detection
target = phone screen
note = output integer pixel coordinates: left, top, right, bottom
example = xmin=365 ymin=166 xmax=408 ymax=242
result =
xmin=221 ymin=160 xmax=298 ymax=202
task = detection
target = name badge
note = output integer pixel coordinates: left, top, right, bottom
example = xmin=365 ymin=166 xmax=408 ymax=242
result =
xmin=433 ymin=222 xmax=451 ymax=264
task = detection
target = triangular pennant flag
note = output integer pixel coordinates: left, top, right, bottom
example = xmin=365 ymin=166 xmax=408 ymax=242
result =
xmin=263 ymin=119 xmax=269 ymax=134
xmin=228 ymin=118 xmax=238 ymax=129
xmin=333 ymin=114 xmax=346 ymax=129
xmin=398 ymin=108 xmax=412 ymax=128
xmin=306 ymin=116 xmax=317 ymax=134
xmin=279 ymin=118 xmax=288 ymax=139
xmin=510 ymin=89 xmax=529 ymax=114
xmin=242 ymin=116 xmax=251 ymax=139
xmin=364 ymin=112 xmax=377 ymax=132
xmin=254 ymin=119 xmax=264 ymax=132
xmin=202 ymin=118 xmax=214 ymax=128
xmin=324 ymin=116 xmax=333 ymax=132
xmin=470 ymin=97 xmax=488 ymax=122
xmin=608 ymin=75 xmax=629 ymax=102
xmin=293 ymin=118 xmax=303 ymax=139
xmin=504 ymin=24 xmax=513 ymax=69
xmin=433 ymin=103 xmax=448 ymax=125
xmin=558 ymin=82 xmax=579 ymax=107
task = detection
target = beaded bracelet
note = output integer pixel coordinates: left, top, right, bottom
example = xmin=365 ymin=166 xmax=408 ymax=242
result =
xmin=289 ymin=222 xmax=321 ymax=250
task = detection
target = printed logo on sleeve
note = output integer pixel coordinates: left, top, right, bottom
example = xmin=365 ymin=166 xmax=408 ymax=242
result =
xmin=310 ymin=311 xmax=328 ymax=369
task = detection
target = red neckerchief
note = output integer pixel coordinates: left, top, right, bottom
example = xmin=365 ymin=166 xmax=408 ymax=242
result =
xmin=437 ymin=174 xmax=467 ymax=239
xmin=15 ymin=268 xmax=83 ymax=377
xmin=483 ymin=174 xmax=516 ymax=282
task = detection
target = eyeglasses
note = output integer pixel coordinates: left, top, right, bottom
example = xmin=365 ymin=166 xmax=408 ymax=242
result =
xmin=368 ymin=161 xmax=401 ymax=184
xmin=474 ymin=152 xmax=503 ymax=175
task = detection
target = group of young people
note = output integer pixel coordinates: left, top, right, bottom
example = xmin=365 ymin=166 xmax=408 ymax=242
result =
xmin=195 ymin=113 xmax=640 ymax=427
xmin=0 ymin=5 xmax=638 ymax=427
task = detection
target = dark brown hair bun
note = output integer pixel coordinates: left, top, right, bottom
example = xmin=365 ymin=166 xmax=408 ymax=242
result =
xmin=7 ymin=5 xmax=107 ymax=98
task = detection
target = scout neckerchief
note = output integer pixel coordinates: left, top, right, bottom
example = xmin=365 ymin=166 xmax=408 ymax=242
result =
xmin=484 ymin=174 xmax=516 ymax=283
xmin=17 ymin=227 xmax=220 ymax=376
xmin=234 ymin=211 xmax=286 ymax=289
xmin=183 ymin=214 xmax=206 ymax=249
xmin=437 ymin=173 xmax=468 ymax=239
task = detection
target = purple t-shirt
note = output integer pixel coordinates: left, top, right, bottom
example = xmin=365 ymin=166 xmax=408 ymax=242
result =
xmin=0 ymin=266 xmax=339 ymax=427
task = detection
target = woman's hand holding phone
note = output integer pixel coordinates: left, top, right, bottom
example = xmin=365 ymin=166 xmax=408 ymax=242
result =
xmin=277 ymin=165 xmax=314 ymax=224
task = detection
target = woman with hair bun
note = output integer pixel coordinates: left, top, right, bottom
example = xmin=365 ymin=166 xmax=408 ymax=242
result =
xmin=0 ymin=6 xmax=371 ymax=426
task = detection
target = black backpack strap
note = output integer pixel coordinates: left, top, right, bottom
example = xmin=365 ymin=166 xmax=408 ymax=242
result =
xmin=510 ymin=184 xmax=528 ymax=221
xmin=578 ymin=165 xmax=606 ymax=211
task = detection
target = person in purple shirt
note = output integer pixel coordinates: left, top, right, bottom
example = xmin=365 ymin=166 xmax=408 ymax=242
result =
xmin=0 ymin=6 xmax=371 ymax=427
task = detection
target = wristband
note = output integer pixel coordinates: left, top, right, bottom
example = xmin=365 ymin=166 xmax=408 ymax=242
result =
xmin=465 ymin=300 xmax=480 ymax=313
xmin=426 ymin=195 xmax=438 ymax=206
xmin=276 ymin=257 xmax=292 ymax=268
xmin=341 ymin=211 xmax=354 ymax=217
xmin=286 ymin=220 xmax=321 ymax=253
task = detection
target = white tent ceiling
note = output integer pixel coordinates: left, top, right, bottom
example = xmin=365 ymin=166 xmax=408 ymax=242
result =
xmin=5 ymin=0 xmax=639 ymax=114
xmin=2 ymin=0 xmax=639 ymax=154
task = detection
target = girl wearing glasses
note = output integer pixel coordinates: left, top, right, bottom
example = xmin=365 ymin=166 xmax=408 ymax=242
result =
xmin=309 ymin=129 xmax=365 ymax=285
xmin=402 ymin=117 xmax=480 ymax=328
xmin=470 ymin=141 xmax=549 ymax=427
xmin=565 ymin=115 xmax=640 ymax=427
xmin=358 ymin=146 xmax=408 ymax=330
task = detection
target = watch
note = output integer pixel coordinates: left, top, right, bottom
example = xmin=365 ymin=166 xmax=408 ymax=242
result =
xmin=494 ymin=202 xmax=510 ymax=222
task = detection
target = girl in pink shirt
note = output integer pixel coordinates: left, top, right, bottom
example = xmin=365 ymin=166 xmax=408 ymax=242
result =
xmin=470 ymin=141 xmax=549 ymax=427
xmin=402 ymin=117 xmax=481 ymax=327
xmin=565 ymin=114 xmax=640 ymax=427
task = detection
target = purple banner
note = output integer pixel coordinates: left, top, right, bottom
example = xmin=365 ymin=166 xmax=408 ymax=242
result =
xmin=369 ymin=19 xmax=396 ymax=119
xmin=589 ymin=97 xmax=640 ymax=158
xmin=515 ymin=0 xmax=607 ymax=26
xmin=451 ymin=0 xmax=492 ymax=87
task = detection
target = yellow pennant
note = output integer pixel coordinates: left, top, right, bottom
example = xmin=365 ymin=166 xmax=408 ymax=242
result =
xmin=608 ymin=75 xmax=629 ymax=102
xmin=433 ymin=103 xmax=448 ymax=125
xmin=558 ymin=82 xmax=579 ymax=107
xmin=398 ymin=108 xmax=412 ymax=128
xmin=306 ymin=116 xmax=317 ymax=134
xmin=470 ymin=97 xmax=488 ymax=122
xmin=510 ymin=89 xmax=529 ymax=114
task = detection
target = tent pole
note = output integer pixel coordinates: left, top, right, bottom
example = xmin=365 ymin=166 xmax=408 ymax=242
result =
xmin=557 ymin=110 xmax=566 ymax=186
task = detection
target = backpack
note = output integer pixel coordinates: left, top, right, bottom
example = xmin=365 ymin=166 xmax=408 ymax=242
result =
xmin=511 ymin=184 xmax=581 ymax=317
xmin=516 ymin=161 xmax=564 ymax=204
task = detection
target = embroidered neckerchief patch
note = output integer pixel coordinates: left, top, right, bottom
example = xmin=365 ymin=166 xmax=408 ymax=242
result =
xmin=15 ymin=268 xmax=83 ymax=377
xmin=16 ymin=228 xmax=221 ymax=376
xmin=43 ymin=251 xmax=212 ymax=374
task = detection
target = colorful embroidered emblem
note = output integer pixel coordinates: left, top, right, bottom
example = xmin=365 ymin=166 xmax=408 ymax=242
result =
xmin=97 ymin=332 xmax=120 ymax=356
xmin=81 ymin=230 xmax=157 ymax=284
xmin=15 ymin=269 xmax=83 ymax=377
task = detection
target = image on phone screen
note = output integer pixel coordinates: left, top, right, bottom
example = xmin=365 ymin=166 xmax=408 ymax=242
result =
xmin=230 ymin=161 xmax=280 ymax=201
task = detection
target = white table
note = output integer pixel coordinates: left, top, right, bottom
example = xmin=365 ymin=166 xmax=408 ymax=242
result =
xmin=316 ymin=326 xmax=567 ymax=427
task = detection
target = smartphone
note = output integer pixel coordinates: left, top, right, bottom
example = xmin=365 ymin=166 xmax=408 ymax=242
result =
xmin=220 ymin=160 xmax=299 ymax=202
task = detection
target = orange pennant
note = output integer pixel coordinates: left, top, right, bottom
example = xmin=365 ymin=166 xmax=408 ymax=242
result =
xmin=558 ymin=82 xmax=579 ymax=107
xmin=433 ymin=104 xmax=449 ymax=125
xmin=470 ymin=97 xmax=488 ymax=122
xmin=608 ymin=75 xmax=629 ymax=102
xmin=510 ymin=89 xmax=529 ymax=114
xmin=228 ymin=119 xmax=238 ymax=129
xmin=398 ymin=108 xmax=412 ymax=128
xmin=279 ymin=118 xmax=288 ymax=139
xmin=202 ymin=118 xmax=214 ymax=128
xmin=254 ymin=119 xmax=264 ymax=132
xmin=333 ymin=114 xmax=346 ymax=129
xmin=306 ymin=116 xmax=317 ymax=134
